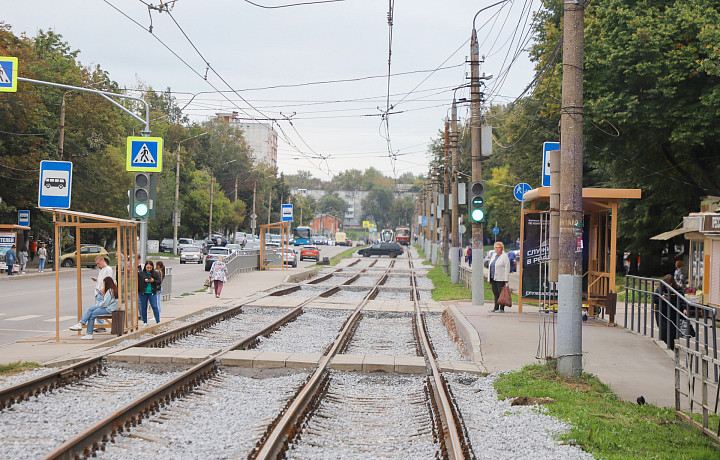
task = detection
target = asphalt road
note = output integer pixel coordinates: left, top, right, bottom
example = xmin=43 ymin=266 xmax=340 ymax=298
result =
xmin=0 ymin=244 xmax=349 ymax=346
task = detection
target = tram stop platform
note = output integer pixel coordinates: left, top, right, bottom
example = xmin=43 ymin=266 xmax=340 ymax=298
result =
xmin=445 ymin=300 xmax=677 ymax=408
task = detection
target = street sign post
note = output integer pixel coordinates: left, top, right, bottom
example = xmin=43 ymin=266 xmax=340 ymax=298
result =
xmin=126 ymin=136 xmax=163 ymax=172
xmin=513 ymin=182 xmax=532 ymax=202
xmin=0 ymin=57 xmax=18 ymax=92
xmin=18 ymin=210 xmax=29 ymax=226
xmin=38 ymin=160 xmax=72 ymax=209
xmin=542 ymin=142 xmax=560 ymax=187
xmin=281 ymin=204 xmax=293 ymax=222
xmin=493 ymin=227 xmax=499 ymax=234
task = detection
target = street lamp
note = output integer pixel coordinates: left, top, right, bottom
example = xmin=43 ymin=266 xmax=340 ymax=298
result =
xmin=173 ymin=132 xmax=207 ymax=255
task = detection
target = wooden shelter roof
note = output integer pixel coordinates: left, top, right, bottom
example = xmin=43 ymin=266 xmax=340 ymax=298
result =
xmin=523 ymin=187 xmax=641 ymax=212
xmin=0 ymin=224 xmax=31 ymax=231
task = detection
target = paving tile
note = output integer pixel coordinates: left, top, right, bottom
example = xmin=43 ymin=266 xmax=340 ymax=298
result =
xmin=172 ymin=348 xmax=221 ymax=364
xmin=140 ymin=348 xmax=184 ymax=363
xmin=448 ymin=360 xmax=485 ymax=375
xmin=362 ymin=355 xmax=395 ymax=373
xmin=107 ymin=348 xmax=149 ymax=363
xmin=286 ymin=353 xmax=322 ymax=369
xmin=253 ymin=351 xmax=292 ymax=368
xmin=394 ymin=356 xmax=426 ymax=374
xmin=330 ymin=354 xmax=364 ymax=371
xmin=220 ymin=350 xmax=262 ymax=367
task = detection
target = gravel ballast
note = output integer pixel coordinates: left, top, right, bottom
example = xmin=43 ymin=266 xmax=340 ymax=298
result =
xmin=254 ymin=308 xmax=349 ymax=354
xmin=344 ymin=312 xmax=418 ymax=356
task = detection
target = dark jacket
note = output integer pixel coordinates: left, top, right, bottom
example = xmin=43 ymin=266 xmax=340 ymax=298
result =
xmin=137 ymin=269 xmax=162 ymax=295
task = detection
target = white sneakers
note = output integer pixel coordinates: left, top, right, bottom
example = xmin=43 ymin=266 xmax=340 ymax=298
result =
xmin=69 ymin=322 xmax=83 ymax=331
xmin=141 ymin=322 xmax=148 ymax=328
xmin=81 ymin=334 xmax=94 ymax=340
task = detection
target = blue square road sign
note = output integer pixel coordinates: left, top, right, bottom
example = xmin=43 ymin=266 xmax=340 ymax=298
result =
xmin=38 ymin=161 xmax=72 ymax=209
xmin=0 ymin=57 xmax=18 ymax=92
xmin=126 ymin=137 xmax=163 ymax=172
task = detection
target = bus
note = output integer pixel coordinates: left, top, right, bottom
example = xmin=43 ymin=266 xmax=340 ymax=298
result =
xmin=395 ymin=227 xmax=411 ymax=245
xmin=293 ymin=226 xmax=312 ymax=246
xmin=380 ymin=228 xmax=394 ymax=243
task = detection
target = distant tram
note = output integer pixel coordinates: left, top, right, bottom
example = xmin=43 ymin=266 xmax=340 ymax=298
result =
xmin=395 ymin=227 xmax=410 ymax=245
xmin=380 ymin=229 xmax=394 ymax=243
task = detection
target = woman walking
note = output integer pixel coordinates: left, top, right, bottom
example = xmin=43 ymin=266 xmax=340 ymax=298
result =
xmin=138 ymin=261 xmax=162 ymax=327
xmin=487 ymin=241 xmax=511 ymax=312
xmin=155 ymin=261 xmax=166 ymax=313
xmin=69 ymin=277 xmax=118 ymax=340
xmin=209 ymin=256 xmax=228 ymax=298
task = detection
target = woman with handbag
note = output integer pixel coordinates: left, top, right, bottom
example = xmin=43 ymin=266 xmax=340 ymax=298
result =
xmin=487 ymin=241 xmax=511 ymax=312
xmin=209 ymin=256 xmax=228 ymax=298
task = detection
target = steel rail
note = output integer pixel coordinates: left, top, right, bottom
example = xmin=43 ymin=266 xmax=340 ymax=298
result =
xmin=251 ymin=259 xmax=396 ymax=459
xmin=409 ymin=257 xmax=468 ymax=459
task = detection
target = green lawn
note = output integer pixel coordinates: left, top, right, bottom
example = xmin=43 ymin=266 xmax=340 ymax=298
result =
xmin=495 ymin=363 xmax=720 ymax=459
xmin=328 ymin=246 xmax=360 ymax=266
xmin=0 ymin=361 xmax=40 ymax=376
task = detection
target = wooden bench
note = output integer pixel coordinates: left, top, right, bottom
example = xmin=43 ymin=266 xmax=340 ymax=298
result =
xmin=81 ymin=310 xmax=125 ymax=336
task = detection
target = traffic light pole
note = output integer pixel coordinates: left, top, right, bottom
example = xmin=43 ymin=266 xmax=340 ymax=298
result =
xmin=450 ymin=99 xmax=459 ymax=284
xmin=470 ymin=28 xmax=484 ymax=307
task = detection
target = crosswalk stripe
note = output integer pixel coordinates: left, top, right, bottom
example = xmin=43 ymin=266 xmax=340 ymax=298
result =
xmin=43 ymin=316 xmax=76 ymax=322
xmin=5 ymin=314 xmax=43 ymax=321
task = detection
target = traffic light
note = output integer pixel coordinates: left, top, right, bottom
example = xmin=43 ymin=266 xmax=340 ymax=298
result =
xmin=132 ymin=173 xmax=150 ymax=218
xmin=469 ymin=181 xmax=485 ymax=223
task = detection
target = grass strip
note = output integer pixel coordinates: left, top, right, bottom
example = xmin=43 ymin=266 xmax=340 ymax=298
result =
xmin=328 ymin=246 xmax=361 ymax=266
xmin=0 ymin=361 xmax=40 ymax=376
xmin=413 ymin=245 xmax=433 ymax=265
xmin=494 ymin=362 xmax=720 ymax=459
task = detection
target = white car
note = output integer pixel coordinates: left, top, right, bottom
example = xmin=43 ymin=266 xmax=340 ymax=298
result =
xmin=282 ymin=248 xmax=298 ymax=268
xmin=226 ymin=244 xmax=242 ymax=255
xmin=179 ymin=246 xmax=203 ymax=264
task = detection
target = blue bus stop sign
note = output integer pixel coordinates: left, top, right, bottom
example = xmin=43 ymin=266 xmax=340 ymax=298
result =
xmin=38 ymin=160 xmax=72 ymax=209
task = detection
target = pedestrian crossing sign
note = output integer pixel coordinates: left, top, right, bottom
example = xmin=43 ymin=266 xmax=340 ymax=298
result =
xmin=126 ymin=136 xmax=163 ymax=172
xmin=0 ymin=57 xmax=18 ymax=92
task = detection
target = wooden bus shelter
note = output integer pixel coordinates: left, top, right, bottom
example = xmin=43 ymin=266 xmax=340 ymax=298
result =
xmin=259 ymin=221 xmax=290 ymax=270
xmin=518 ymin=187 xmax=641 ymax=316
xmin=44 ymin=210 xmax=138 ymax=341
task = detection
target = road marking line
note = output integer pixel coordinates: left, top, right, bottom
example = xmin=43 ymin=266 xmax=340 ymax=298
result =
xmin=43 ymin=316 xmax=76 ymax=322
xmin=5 ymin=315 xmax=43 ymax=321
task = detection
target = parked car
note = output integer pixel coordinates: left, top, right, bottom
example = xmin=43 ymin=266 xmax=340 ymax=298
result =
xmin=300 ymin=245 xmax=320 ymax=262
xmin=60 ymin=244 xmax=110 ymax=268
xmin=358 ymin=242 xmax=404 ymax=258
xmin=180 ymin=246 xmax=203 ymax=264
xmin=178 ymin=238 xmax=194 ymax=253
xmin=484 ymin=249 xmax=494 ymax=268
xmin=244 ymin=241 xmax=260 ymax=251
xmin=265 ymin=242 xmax=281 ymax=253
xmin=160 ymin=238 xmax=173 ymax=253
xmin=283 ymin=248 xmax=298 ymax=268
xmin=205 ymin=246 xmax=232 ymax=271
xmin=226 ymin=244 xmax=242 ymax=255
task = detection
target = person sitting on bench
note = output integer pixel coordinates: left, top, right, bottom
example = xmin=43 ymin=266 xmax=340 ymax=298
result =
xmin=69 ymin=277 xmax=119 ymax=340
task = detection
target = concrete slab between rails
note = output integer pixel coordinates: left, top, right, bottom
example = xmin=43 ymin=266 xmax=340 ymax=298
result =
xmin=284 ymin=269 xmax=318 ymax=284
xmin=438 ymin=359 xmax=486 ymax=375
xmin=329 ymin=354 xmax=365 ymax=371
xmin=220 ymin=350 xmax=263 ymax=367
xmin=362 ymin=355 xmax=395 ymax=372
xmin=394 ymin=356 xmax=427 ymax=374
xmin=253 ymin=351 xmax=293 ymax=368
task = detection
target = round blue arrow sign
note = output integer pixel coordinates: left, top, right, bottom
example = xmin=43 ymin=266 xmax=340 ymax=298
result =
xmin=513 ymin=182 xmax=532 ymax=202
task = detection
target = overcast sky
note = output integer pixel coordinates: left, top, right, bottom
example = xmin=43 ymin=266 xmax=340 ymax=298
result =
xmin=5 ymin=0 xmax=540 ymax=181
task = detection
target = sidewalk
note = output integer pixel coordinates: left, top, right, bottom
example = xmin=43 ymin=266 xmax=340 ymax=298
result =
xmin=447 ymin=300 xmax=676 ymax=407
xmin=0 ymin=267 xmax=309 ymax=366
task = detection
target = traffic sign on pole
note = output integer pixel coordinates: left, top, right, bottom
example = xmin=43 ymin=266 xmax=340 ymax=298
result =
xmin=126 ymin=136 xmax=163 ymax=172
xmin=18 ymin=210 xmax=29 ymax=226
xmin=542 ymin=142 xmax=559 ymax=187
xmin=493 ymin=227 xmax=499 ymax=234
xmin=281 ymin=204 xmax=293 ymax=222
xmin=513 ymin=182 xmax=532 ymax=202
xmin=38 ymin=160 xmax=72 ymax=209
xmin=0 ymin=57 xmax=18 ymax=92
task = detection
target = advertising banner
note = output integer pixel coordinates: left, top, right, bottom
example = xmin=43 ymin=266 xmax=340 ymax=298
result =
xmin=0 ymin=232 xmax=16 ymax=271
xmin=521 ymin=212 xmax=549 ymax=300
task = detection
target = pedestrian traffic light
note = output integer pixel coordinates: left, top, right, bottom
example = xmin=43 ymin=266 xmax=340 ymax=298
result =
xmin=469 ymin=181 xmax=485 ymax=223
xmin=133 ymin=173 xmax=150 ymax=218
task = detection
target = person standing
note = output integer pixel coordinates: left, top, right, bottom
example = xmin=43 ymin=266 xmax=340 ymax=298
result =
xmin=138 ymin=261 xmax=162 ymax=327
xmin=674 ymin=260 xmax=687 ymax=293
xmin=653 ymin=274 xmax=680 ymax=347
xmin=209 ymin=256 xmax=228 ymax=298
xmin=487 ymin=241 xmax=511 ymax=312
xmin=37 ymin=244 xmax=47 ymax=272
xmin=69 ymin=277 xmax=119 ymax=340
xmin=465 ymin=245 xmax=472 ymax=267
xmin=155 ymin=261 xmax=166 ymax=313
xmin=17 ymin=247 xmax=28 ymax=274
xmin=29 ymin=239 xmax=37 ymax=262
xmin=5 ymin=245 xmax=16 ymax=275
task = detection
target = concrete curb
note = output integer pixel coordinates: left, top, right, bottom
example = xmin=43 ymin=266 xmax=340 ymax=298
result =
xmin=447 ymin=304 xmax=484 ymax=370
xmin=283 ymin=268 xmax=317 ymax=284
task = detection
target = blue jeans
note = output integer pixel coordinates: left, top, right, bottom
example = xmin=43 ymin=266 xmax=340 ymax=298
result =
xmin=156 ymin=288 xmax=162 ymax=314
xmin=38 ymin=258 xmax=46 ymax=271
xmin=139 ymin=293 xmax=160 ymax=324
xmin=81 ymin=305 xmax=110 ymax=334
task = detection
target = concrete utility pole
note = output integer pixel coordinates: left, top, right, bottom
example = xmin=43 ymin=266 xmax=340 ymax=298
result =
xmin=557 ymin=0 xmax=585 ymax=378
xmin=450 ymin=99 xmax=460 ymax=283
xmin=252 ymin=180 xmax=257 ymax=236
xmin=431 ymin=178 xmax=438 ymax=264
xmin=208 ymin=172 xmax=215 ymax=237
xmin=442 ymin=120 xmax=450 ymax=275
xmin=425 ymin=183 xmax=431 ymax=258
xmin=58 ymin=96 xmax=66 ymax=161
xmin=470 ymin=28 xmax=485 ymax=306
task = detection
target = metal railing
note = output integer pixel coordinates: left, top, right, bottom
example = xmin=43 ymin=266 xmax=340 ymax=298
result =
xmin=625 ymin=276 xmax=718 ymax=378
xmin=225 ymin=250 xmax=261 ymax=278
xmin=459 ymin=265 xmax=472 ymax=290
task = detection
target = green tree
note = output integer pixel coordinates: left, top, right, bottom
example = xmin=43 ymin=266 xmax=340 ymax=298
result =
xmin=317 ymin=193 xmax=348 ymax=221
xmin=362 ymin=187 xmax=394 ymax=225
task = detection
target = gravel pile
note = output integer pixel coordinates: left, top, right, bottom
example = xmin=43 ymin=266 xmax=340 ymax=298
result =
xmin=96 ymin=370 xmax=307 ymax=460
xmin=313 ymin=274 xmax=353 ymax=285
xmin=424 ymin=313 xmax=467 ymax=361
xmin=0 ymin=366 xmax=182 ymax=459
xmin=415 ymin=277 xmax=434 ymax=289
xmin=344 ymin=312 xmax=417 ymax=356
xmin=0 ymin=367 xmax=56 ymax=391
xmin=169 ymin=307 xmax=292 ymax=349
xmin=279 ymin=285 xmax=331 ymax=297
xmin=329 ymin=287 xmax=372 ymax=299
xmin=382 ymin=275 xmax=410 ymax=287
xmin=285 ymin=371 xmax=440 ymax=459
xmin=254 ymin=308 xmax=349 ymax=354
xmin=416 ymin=289 xmax=432 ymax=300
xmin=448 ymin=373 xmax=595 ymax=459
xmin=373 ymin=288 xmax=412 ymax=301
xmin=354 ymin=274 xmax=382 ymax=285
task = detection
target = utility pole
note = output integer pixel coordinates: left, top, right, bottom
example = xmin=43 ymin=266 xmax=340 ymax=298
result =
xmin=58 ymin=95 xmax=66 ymax=161
xmin=208 ymin=171 xmax=215 ymax=237
xmin=557 ymin=0 xmax=585 ymax=378
xmin=431 ymin=178 xmax=438 ymax=264
xmin=450 ymin=99 xmax=460 ymax=283
xmin=442 ymin=120 xmax=450 ymax=275
xmin=268 ymin=189 xmax=272 ymax=225
xmin=173 ymin=142 xmax=182 ymax=255
xmin=425 ymin=182 xmax=432 ymax=259
xmin=470 ymin=28 xmax=485 ymax=306
xmin=252 ymin=180 xmax=257 ymax=236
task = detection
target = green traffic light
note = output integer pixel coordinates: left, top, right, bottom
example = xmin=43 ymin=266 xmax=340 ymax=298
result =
xmin=471 ymin=209 xmax=484 ymax=222
xmin=135 ymin=203 xmax=149 ymax=217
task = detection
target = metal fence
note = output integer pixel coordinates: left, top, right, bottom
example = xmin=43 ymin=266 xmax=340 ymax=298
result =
xmin=459 ymin=265 xmax=472 ymax=290
xmin=625 ymin=275 xmax=718 ymax=379
xmin=225 ymin=250 xmax=262 ymax=278
xmin=674 ymin=343 xmax=720 ymax=442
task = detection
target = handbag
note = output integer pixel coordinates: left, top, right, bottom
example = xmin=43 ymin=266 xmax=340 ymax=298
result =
xmin=499 ymin=284 xmax=512 ymax=307
xmin=678 ymin=319 xmax=696 ymax=338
